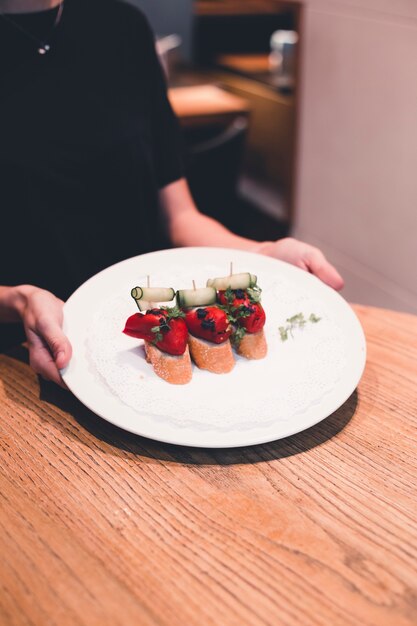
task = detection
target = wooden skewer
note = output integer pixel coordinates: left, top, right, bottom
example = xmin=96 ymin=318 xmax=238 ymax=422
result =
xmin=145 ymin=277 xmax=154 ymax=308
xmin=192 ymin=280 xmax=196 ymax=291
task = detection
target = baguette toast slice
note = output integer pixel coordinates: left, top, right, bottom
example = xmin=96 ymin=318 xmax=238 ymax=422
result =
xmin=145 ymin=341 xmax=192 ymax=384
xmin=188 ymin=334 xmax=235 ymax=374
xmin=236 ymin=329 xmax=267 ymax=360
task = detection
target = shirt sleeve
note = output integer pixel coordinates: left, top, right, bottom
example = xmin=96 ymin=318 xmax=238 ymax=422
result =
xmin=139 ymin=13 xmax=185 ymax=189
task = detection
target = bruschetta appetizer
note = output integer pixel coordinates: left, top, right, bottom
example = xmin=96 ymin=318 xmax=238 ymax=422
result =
xmin=209 ymin=272 xmax=267 ymax=360
xmin=123 ymin=287 xmax=192 ymax=384
xmin=177 ymin=287 xmax=235 ymax=374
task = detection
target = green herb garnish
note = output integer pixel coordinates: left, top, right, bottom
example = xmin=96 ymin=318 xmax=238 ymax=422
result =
xmin=216 ymin=303 xmax=236 ymax=324
xmin=223 ymin=287 xmax=235 ymax=305
xmin=230 ymin=326 xmax=246 ymax=347
xmin=151 ymin=326 xmax=163 ymax=343
xmin=232 ymin=305 xmax=252 ymax=320
xmin=279 ymin=312 xmax=321 ymax=341
xmin=246 ymin=285 xmax=262 ymax=303
xmin=160 ymin=305 xmax=185 ymax=321
xmin=150 ymin=306 xmax=185 ymax=345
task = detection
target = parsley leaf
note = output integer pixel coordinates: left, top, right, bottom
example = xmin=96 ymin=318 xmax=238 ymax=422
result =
xmin=230 ymin=326 xmax=246 ymax=346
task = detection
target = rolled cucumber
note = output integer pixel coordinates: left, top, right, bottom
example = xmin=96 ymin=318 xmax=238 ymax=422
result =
xmin=131 ymin=287 xmax=175 ymax=303
xmin=176 ymin=287 xmax=216 ymax=308
xmin=136 ymin=300 xmax=151 ymax=312
xmin=206 ymin=272 xmax=257 ymax=290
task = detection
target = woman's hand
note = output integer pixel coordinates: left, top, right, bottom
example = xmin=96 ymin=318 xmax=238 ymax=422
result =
xmin=16 ymin=286 xmax=72 ymax=387
xmin=160 ymin=181 xmax=345 ymax=291
xmin=256 ymin=238 xmax=344 ymax=291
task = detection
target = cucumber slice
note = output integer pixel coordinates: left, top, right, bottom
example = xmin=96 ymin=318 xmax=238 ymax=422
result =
xmin=136 ymin=300 xmax=177 ymax=313
xmin=137 ymin=300 xmax=151 ymax=312
xmin=206 ymin=272 xmax=257 ymax=290
xmin=177 ymin=287 xmax=216 ymax=308
xmin=131 ymin=287 xmax=175 ymax=302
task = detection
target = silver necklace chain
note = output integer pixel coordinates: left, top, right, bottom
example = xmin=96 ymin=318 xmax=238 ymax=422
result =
xmin=0 ymin=1 xmax=64 ymax=55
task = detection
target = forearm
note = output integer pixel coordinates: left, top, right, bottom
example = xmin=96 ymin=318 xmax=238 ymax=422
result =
xmin=159 ymin=178 xmax=344 ymax=290
xmin=160 ymin=178 xmax=273 ymax=252
xmin=169 ymin=209 xmax=258 ymax=250
xmin=0 ymin=285 xmax=36 ymax=323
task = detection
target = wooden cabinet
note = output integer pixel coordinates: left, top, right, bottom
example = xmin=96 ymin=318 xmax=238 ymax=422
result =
xmin=195 ymin=1 xmax=297 ymax=16
xmin=216 ymin=73 xmax=296 ymax=220
xmin=192 ymin=0 xmax=301 ymax=221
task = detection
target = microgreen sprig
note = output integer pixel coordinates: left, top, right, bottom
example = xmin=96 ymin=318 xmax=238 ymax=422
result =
xmin=278 ymin=312 xmax=321 ymax=342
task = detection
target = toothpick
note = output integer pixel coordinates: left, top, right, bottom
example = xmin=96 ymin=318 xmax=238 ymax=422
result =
xmin=192 ymin=280 xmax=196 ymax=291
xmin=145 ymin=276 xmax=155 ymax=307
xmin=230 ymin=262 xmax=233 ymax=276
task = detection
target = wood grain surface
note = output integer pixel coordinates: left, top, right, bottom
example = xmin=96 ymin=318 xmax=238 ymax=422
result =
xmin=195 ymin=1 xmax=297 ymax=17
xmin=168 ymin=85 xmax=249 ymax=128
xmin=0 ymin=305 xmax=416 ymax=626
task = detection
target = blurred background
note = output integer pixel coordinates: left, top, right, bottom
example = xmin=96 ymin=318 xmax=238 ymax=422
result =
xmin=133 ymin=0 xmax=417 ymax=314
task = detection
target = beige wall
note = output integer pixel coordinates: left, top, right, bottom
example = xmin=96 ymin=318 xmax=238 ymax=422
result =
xmin=291 ymin=0 xmax=417 ymax=312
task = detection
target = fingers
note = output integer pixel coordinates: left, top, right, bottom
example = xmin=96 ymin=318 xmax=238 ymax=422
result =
xmin=305 ymin=250 xmax=345 ymax=291
xmin=36 ymin=315 xmax=73 ymax=369
xmin=27 ymin=323 xmax=72 ymax=387
xmin=29 ymin=338 xmax=68 ymax=388
xmin=22 ymin=289 xmax=72 ymax=387
xmin=263 ymin=238 xmax=344 ymax=291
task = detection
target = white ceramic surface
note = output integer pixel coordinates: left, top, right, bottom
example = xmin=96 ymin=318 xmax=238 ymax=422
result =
xmin=62 ymin=247 xmax=366 ymax=448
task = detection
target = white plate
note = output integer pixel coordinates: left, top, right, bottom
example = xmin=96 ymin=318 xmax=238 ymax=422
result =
xmin=62 ymin=247 xmax=366 ymax=448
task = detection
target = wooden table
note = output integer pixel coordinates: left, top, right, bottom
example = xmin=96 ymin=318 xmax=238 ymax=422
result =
xmin=168 ymin=84 xmax=250 ymax=128
xmin=1 ymin=305 xmax=416 ymax=626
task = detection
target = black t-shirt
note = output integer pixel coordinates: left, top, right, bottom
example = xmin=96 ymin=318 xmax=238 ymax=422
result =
xmin=0 ymin=0 xmax=183 ymax=303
